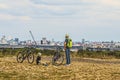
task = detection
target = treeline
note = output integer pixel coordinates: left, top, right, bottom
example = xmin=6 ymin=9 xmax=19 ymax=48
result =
xmin=0 ymin=48 xmax=56 ymax=57
xmin=0 ymin=48 xmax=120 ymax=59
xmin=77 ymin=49 xmax=120 ymax=59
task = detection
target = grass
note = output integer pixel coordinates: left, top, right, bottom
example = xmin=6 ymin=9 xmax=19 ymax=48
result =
xmin=1 ymin=56 xmax=120 ymax=80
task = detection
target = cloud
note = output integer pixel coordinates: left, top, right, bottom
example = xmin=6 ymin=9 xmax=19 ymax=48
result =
xmin=19 ymin=16 xmax=31 ymax=21
xmin=0 ymin=3 xmax=9 ymax=9
xmin=100 ymin=0 xmax=120 ymax=7
xmin=81 ymin=0 xmax=120 ymax=6
xmin=0 ymin=0 xmax=74 ymax=17
xmin=32 ymin=4 xmax=74 ymax=16
xmin=29 ymin=0 xmax=95 ymax=16
xmin=0 ymin=0 xmax=120 ymax=41
xmin=0 ymin=14 xmax=15 ymax=20
xmin=33 ymin=4 xmax=64 ymax=12
xmin=30 ymin=0 xmax=84 ymax=5
xmin=0 ymin=14 xmax=31 ymax=21
xmin=0 ymin=0 xmax=120 ymax=22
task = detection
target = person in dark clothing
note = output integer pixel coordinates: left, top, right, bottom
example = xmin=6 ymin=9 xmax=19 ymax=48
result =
xmin=36 ymin=53 xmax=41 ymax=65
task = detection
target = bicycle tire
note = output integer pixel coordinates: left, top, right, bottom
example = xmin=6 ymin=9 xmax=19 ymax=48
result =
xmin=16 ymin=52 xmax=24 ymax=63
xmin=52 ymin=53 xmax=64 ymax=66
xmin=27 ymin=53 xmax=34 ymax=64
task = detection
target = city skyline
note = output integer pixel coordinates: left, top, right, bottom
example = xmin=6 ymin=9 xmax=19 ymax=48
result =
xmin=0 ymin=0 xmax=120 ymax=41
xmin=0 ymin=35 xmax=120 ymax=43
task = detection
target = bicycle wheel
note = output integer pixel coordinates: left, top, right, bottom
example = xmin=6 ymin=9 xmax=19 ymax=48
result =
xmin=52 ymin=53 xmax=64 ymax=66
xmin=16 ymin=52 xmax=24 ymax=63
xmin=27 ymin=53 xmax=34 ymax=64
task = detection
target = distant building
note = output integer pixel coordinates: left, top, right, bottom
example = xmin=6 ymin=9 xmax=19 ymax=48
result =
xmin=82 ymin=38 xmax=85 ymax=44
xmin=0 ymin=36 xmax=8 ymax=44
xmin=15 ymin=38 xmax=19 ymax=43
xmin=8 ymin=39 xmax=18 ymax=45
xmin=26 ymin=40 xmax=32 ymax=45
xmin=41 ymin=37 xmax=47 ymax=45
xmin=20 ymin=41 xmax=26 ymax=45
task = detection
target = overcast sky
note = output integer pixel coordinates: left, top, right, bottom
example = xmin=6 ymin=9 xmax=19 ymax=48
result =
xmin=0 ymin=0 xmax=120 ymax=42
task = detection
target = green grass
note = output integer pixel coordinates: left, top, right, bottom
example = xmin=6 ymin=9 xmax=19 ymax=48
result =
xmin=1 ymin=48 xmax=120 ymax=59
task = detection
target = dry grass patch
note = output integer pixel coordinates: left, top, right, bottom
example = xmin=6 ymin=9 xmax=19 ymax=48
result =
xmin=0 ymin=56 xmax=120 ymax=80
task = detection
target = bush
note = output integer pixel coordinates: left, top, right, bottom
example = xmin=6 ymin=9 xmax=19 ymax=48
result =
xmin=1 ymin=48 xmax=120 ymax=59
xmin=77 ymin=49 xmax=120 ymax=58
xmin=40 ymin=49 xmax=56 ymax=56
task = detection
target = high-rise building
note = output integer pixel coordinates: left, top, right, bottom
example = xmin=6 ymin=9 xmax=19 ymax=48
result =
xmin=15 ymin=38 xmax=19 ymax=43
xmin=82 ymin=38 xmax=85 ymax=44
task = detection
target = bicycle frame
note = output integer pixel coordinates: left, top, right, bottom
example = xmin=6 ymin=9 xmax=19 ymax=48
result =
xmin=52 ymin=46 xmax=64 ymax=65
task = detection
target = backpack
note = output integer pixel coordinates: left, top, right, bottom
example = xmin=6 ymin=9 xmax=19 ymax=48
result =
xmin=67 ymin=38 xmax=72 ymax=48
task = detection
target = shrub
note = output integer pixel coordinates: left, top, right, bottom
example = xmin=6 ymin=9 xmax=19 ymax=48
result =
xmin=77 ymin=49 xmax=120 ymax=58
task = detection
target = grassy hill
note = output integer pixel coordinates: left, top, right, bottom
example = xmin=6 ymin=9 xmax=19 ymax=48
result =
xmin=0 ymin=56 xmax=120 ymax=80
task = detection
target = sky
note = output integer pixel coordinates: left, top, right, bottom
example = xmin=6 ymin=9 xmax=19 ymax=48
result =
xmin=0 ymin=0 xmax=120 ymax=42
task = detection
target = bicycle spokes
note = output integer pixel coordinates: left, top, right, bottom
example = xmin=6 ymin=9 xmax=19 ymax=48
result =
xmin=27 ymin=53 xmax=34 ymax=64
xmin=52 ymin=52 xmax=64 ymax=66
xmin=17 ymin=52 xmax=24 ymax=63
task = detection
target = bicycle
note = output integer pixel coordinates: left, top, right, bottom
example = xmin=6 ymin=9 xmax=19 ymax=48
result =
xmin=16 ymin=47 xmax=35 ymax=64
xmin=52 ymin=47 xmax=64 ymax=66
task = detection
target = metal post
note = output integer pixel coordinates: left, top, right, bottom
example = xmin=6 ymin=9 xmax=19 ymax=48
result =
xmin=29 ymin=30 xmax=37 ymax=47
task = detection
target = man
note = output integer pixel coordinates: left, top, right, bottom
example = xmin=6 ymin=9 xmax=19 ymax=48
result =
xmin=64 ymin=34 xmax=71 ymax=65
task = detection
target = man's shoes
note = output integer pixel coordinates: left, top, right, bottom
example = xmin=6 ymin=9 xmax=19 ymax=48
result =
xmin=65 ymin=64 xmax=70 ymax=66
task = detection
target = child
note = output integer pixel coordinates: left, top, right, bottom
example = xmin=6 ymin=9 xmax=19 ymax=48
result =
xmin=36 ymin=52 xmax=41 ymax=65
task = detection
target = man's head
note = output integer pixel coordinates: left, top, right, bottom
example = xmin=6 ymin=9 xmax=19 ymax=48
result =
xmin=65 ymin=34 xmax=69 ymax=38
